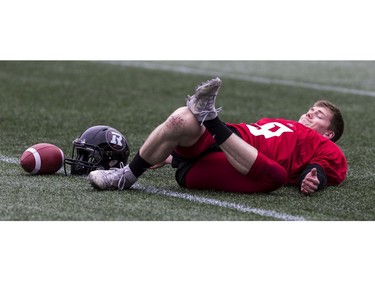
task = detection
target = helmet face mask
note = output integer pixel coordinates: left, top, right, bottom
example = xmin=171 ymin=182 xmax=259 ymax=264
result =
xmin=64 ymin=126 xmax=130 ymax=176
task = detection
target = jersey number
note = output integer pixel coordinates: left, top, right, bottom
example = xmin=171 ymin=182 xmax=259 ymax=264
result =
xmin=247 ymin=122 xmax=293 ymax=139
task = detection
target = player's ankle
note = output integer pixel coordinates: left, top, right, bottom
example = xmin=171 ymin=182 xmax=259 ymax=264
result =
xmin=203 ymin=117 xmax=233 ymax=145
xmin=128 ymin=151 xmax=152 ymax=178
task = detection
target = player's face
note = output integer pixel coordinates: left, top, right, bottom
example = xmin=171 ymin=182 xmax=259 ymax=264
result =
xmin=299 ymin=106 xmax=334 ymax=138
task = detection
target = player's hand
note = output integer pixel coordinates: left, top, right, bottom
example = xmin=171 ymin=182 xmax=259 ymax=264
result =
xmin=300 ymin=168 xmax=320 ymax=195
xmin=150 ymin=155 xmax=173 ymax=169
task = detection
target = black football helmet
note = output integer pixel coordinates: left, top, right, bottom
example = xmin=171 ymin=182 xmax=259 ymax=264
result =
xmin=64 ymin=125 xmax=130 ymax=175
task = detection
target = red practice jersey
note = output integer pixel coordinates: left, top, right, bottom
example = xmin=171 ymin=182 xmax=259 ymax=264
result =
xmin=228 ymin=118 xmax=347 ymax=186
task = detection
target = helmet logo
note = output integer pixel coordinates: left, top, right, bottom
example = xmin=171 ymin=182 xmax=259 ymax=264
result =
xmin=107 ymin=130 xmax=126 ymax=151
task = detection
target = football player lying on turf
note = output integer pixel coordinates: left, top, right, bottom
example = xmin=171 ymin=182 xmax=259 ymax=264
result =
xmin=88 ymin=77 xmax=347 ymax=195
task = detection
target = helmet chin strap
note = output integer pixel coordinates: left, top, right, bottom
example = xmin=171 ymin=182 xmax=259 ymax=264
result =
xmin=73 ymin=154 xmax=89 ymax=175
xmin=108 ymin=160 xmax=118 ymax=167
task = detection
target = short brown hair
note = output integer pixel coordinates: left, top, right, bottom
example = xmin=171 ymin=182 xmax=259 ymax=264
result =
xmin=314 ymin=100 xmax=344 ymax=142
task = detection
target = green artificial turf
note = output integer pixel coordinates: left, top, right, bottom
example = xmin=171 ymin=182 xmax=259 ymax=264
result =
xmin=0 ymin=61 xmax=374 ymax=220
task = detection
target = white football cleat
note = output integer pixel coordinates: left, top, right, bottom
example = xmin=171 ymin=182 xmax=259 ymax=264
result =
xmin=88 ymin=164 xmax=137 ymax=191
xmin=186 ymin=77 xmax=222 ymax=125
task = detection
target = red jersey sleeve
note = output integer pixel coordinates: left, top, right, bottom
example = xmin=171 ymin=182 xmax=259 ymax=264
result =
xmin=308 ymin=140 xmax=347 ymax=186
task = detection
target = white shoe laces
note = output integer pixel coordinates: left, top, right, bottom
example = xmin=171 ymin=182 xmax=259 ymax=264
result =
xmin=199 ymin=107 xmax=222 ymax=125
xmin=106 ymin=162 xmax=127 ymax=190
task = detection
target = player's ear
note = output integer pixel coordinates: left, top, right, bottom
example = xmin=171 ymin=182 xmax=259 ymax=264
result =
xmin=323 ymin=130 xmax=335 ymax=140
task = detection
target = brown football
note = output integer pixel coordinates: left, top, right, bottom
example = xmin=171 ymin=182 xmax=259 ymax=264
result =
xmin=20 ymin=143 xmax=64 ymax=175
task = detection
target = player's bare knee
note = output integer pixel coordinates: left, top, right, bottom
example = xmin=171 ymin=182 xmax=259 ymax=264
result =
xmin=163 ymin=107 xmax=204 ymax=145
xmin=166 ymin=113 xmax=185 ymax=132
xmin=164 ymin=107 xmax=186 ymax=134
xmin=165 ymin=107 xmax=194 ymax=131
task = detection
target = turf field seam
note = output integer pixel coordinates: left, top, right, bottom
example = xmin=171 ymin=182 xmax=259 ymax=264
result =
xmin=107 ymin=61 xmax=375 ymax=97
xmin=1 ymin=155 xmax=307 ymax=221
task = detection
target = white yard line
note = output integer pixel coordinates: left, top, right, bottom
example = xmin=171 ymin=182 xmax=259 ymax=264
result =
xmin=107 ymin=61 xmax=375 ymax=97
xmin=0 ymin=155 xmax=19 ymax=164
xmin=133 ymin=184 xmax=306 ymax=221
xmin=1 ymin=155 xmax=306 ymax=221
